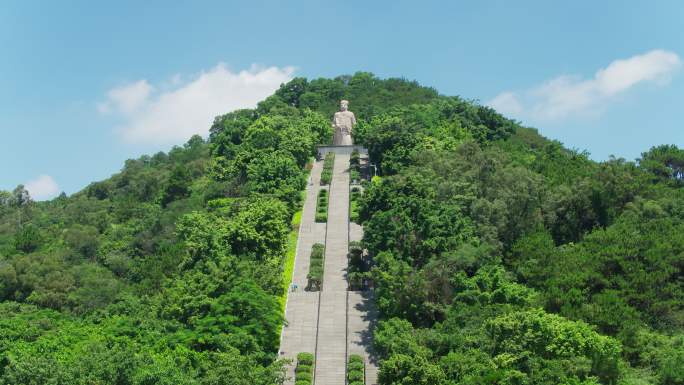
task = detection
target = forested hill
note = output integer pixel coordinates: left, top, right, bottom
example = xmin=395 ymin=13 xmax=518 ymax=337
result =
xmin=1 ymin=72 xmax=684 ymax=384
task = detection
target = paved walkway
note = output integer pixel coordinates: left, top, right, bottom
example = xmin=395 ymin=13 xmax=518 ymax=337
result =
xmin=279 ymin=160 xmax=325 ymax=383
xmin=314 ymin=149 xmax=352 ymax=385
xmin=348 ymin=220 xmax=379 ymax=385
xmin=280 ymin=148 xmax=378 ymax=385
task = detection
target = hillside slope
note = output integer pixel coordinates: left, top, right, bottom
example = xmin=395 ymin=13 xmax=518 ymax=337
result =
xmin=1 ymin=73 xmax=683 ymax=384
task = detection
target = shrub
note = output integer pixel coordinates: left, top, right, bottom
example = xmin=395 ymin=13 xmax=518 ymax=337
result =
xmin=348 ymin=241 xmax=367 ymax=290
xmin=347 ymin=354 xmax=365 ymax=383
xmin=347 ymin=370 xmax=364 ymax=382
xmin=315 ymin=189 xmax=328 ymax=223
xmin=320 ymin=170 xmax=332 ymax=185
xmin=307 ymin=243 xmax=325 ymax=290
xmin=348 ymin=242 xmax=365 ymax=273
xmin=307 ymin=266 xmax=323 ymax=277
xmin=311 ymin=244 xmax=325 ymax=259
xmin=349 ymin=354 xmax=364 ymax=364
xmin=349 ymin=241 xmax=362 ymax=252
xmin=320 ymin=152 xmax=335 ymax=185
xmin=297 ymin=352 xmax=314 ymax=366
xmin=295 ymin=372 xmax=312 ymax=382
xmin=349 ymin=187 xmax=362 ymax=223
xmin=295 ymin=352 xmax=314 ymax=384
xmin=349 ymin=149 xmax=362 ymax=183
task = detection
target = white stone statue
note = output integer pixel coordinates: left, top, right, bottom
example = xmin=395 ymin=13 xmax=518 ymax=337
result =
xmin=332 ymin=100 xmax=356 ymax=145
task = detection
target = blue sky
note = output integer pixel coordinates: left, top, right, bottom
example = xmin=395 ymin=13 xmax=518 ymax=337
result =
xmin=2 ymin=1 xmax=683 ymax=199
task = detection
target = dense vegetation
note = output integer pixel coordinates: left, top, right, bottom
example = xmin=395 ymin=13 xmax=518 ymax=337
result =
xmin=1 ymin=71 xmax=683 ymax=384
xmin=353 ymin=99 xmax=684 ymax=384
xmin=0 ymin=73 xmax=442 ymax=384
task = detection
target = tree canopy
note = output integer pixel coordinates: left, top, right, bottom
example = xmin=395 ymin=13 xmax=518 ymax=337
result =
xmin=1 ymin=72 xmax=682 ymax=384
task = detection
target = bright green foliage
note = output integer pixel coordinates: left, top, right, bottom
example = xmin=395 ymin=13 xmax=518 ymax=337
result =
xmin=175 ymin=197 xmax=290 ymax=295
xmin=486 ymin=309 xmax=621 ymax=383
xmin=279 ymin=211 xmax=301 ymax=310
xmin=379 ymin=354 xmax=447 ymax=385
xmin=294 ymin=352 xmax=314 ymax=384
xmin=297 ymin=352 xmax=314 ymax=366
xmin=0 ymin=302 xmax=287 ymax=385
xmin=347 ymin=354 xmax=365 ymax=384
xmin=348 ymin=370 xmax=364 ymax=382
xmin=1 ymin=73 xmax=683 ymax=384
xmin=349 ymin=354 xmax=364 ymax=364
xmin=0 ymin=84 xmax=328 ymax=381
xmin=246 ymin=151 xmax=306 ymax=210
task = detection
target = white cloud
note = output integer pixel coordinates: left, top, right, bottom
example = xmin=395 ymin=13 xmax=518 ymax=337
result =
xmin=98 ymin=80 xmax=153 ymax=115
xmin=488 ymin=50 xmax=681 ymax=121
xmin=99 ymin=64 xmax=295 ymax=145
xmin=24 ymin=174 xmax=60 ymax=201
xmin=488 ymin=91 xmax=523 ymax=116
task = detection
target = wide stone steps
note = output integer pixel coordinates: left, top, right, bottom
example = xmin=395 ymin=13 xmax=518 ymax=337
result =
xmin=348 ymin=291 xmax=379 ymax=385
xmin=280 ymin=147 xmax=377 ymax=385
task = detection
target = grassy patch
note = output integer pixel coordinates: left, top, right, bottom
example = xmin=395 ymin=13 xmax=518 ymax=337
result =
xmin=278 ymin=210 xmax=302 ymax=311
xmin=278 ymin=162 xmax=310 ymax=311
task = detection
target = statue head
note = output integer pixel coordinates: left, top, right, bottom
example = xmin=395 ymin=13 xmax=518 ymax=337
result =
xmin=340 ymin=100 xmax=349 ymax=111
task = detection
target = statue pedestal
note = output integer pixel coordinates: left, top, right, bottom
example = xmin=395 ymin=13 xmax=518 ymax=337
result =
xmin=316 ymin=145 xmax=368 ymax=159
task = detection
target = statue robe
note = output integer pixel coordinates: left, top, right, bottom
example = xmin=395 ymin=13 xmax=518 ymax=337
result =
xmin=332 ymin=110 xmax=356 ymax=145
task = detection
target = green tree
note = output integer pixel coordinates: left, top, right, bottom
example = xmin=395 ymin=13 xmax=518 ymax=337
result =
xmin=640 ymin=144 xmax=684 ymax=184
xmin=160 ymin=165 xmax=192 ymax=207
xmin=13 ymin=224 xmax=42 ymax=253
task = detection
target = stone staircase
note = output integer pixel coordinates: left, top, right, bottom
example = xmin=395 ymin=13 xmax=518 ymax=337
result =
xmin=280 ymin=146 xmax=378 ymax=385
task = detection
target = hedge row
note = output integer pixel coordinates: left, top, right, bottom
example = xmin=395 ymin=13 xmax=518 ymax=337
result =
xmin=295 ymin=352 xmax=314 ymax=384
xmin=307 ymin=243 xmax=325 ymax=291
xmin=320 ymin=152 xmax=335 ymax=185
xmin=315 ymin=189 xmax=328 ymax=223
xmin=348 ymin=241 xmax=367 ymax=290
xmin=350 ymin=186 xmax=361 ymax=224
xmin=350 ymin=149 xmax=361 ymax=184
xmin=347 ymin=354 xmax=364 ymax=385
